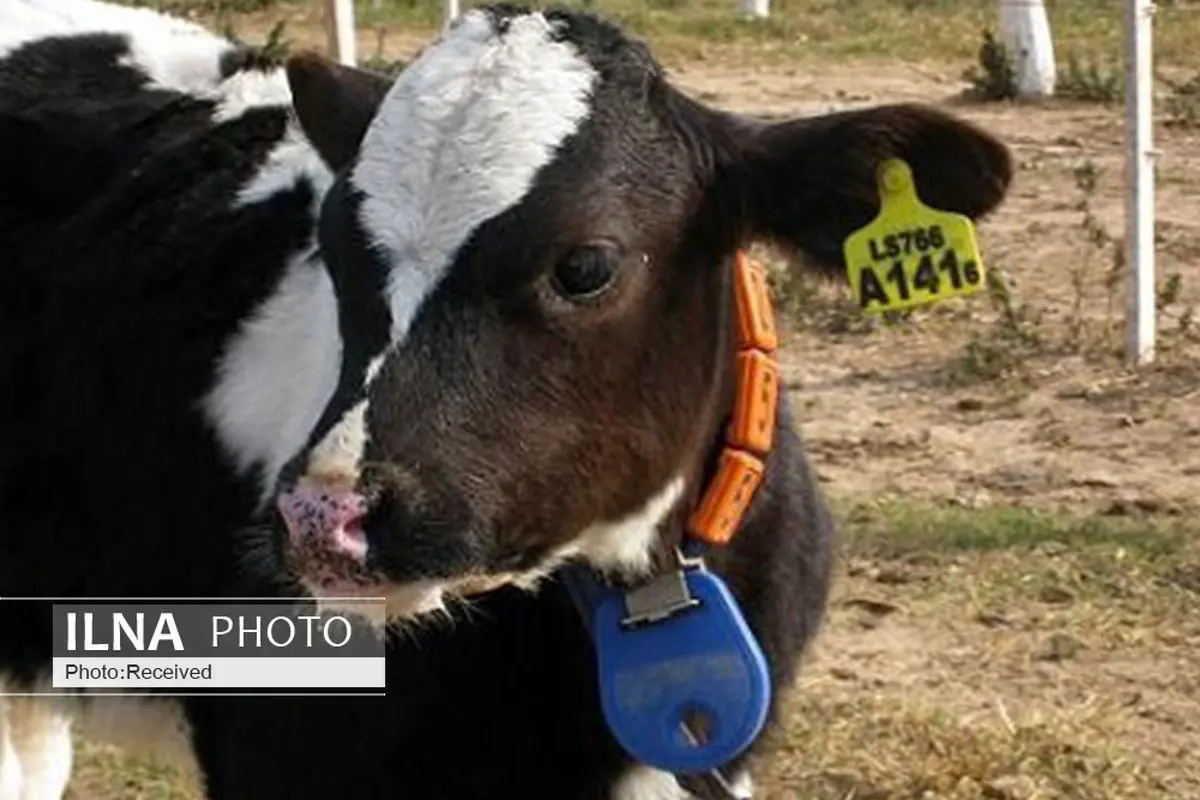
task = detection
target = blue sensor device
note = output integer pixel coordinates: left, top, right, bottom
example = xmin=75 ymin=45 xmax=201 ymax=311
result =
xmin=564 ymin=563 xmax=771 ymax=775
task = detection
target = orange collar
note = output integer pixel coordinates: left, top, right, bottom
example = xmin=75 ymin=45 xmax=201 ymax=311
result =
xmin=686 ymin=250 xmax=779 ymax=546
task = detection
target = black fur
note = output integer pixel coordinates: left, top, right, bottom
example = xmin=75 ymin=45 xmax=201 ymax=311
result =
xmin=185 ymin=400 xmax=832 ymax=800
xmin=0 ymin=27 xmax=307 ymax=685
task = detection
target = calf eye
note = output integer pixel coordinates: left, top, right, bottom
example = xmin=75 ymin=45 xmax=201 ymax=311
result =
xmin=551 ymin=244 xmax=621 ymax=302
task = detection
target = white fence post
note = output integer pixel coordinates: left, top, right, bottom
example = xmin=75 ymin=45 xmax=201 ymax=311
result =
xmin=323 ymin=0 xmax=358 ymax=67
xmin=739 ymin=0 xmax=769 ymax=19
xmin=998 ymin=0 xmax=1056 ymax=97
xmin=734 ymin=0 xmax=772 ymax=18
xmin=1124 ymin=0 xmax=1156 ymax=365
xmin=443 ymin=0 xmax=461 ymax=29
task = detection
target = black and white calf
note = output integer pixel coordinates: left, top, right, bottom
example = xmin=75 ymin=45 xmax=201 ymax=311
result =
xmin=0 ymin=1 xmax=1013 ymax=797
xmin=1 ymin=1 xmax=331 ymax=795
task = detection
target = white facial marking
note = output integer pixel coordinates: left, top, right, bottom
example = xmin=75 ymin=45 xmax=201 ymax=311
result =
xmin=365 ymin=355 xmax=386 ymax=385
xmin=611 ymin=765 xmax=690 ymax=800
xmin=350 ymin=9 xmax=597 ymax=350
xmin=305 ymin=400 xmax=370 ymax=481
xmin=0 ymin=0 xmax=232 ymax=94
xmin=204 ymin=251 xmax=342 ymax=507
xmin=571 ymin=476 xmax=686 ymax=579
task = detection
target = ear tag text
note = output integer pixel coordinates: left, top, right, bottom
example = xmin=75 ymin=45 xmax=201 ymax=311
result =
xmin=584 ymin=566 xmax=771 ymax=775
xmin=842 ymin=158 xmax=986 ymax=314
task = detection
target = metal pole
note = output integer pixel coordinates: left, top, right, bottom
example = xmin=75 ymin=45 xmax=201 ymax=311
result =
xmin=1124 ymin=0 xmax=1156 ymax=365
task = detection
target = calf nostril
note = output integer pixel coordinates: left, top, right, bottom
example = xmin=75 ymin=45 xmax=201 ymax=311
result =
xmin=276 ymin=477 xmax=373 ymax=556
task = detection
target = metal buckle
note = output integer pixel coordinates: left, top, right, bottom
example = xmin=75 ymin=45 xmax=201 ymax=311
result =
xmin=619 ymin=549 xmax=707 ymax=628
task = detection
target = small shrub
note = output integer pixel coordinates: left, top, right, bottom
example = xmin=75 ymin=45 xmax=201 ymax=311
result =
xmin=1056 ymin=54 xmax=1122 ymax=103
xmin=963 ymin=28 xmax=1018 ymax=102
xmin=1162 ymin=72 xmax=1200 ymax=129
xmin=360 ymin=27 xmax=409 ymax=76
xmin=766 ymin=256 xmax=878 ymax=337
xmin=951 ymin=263 xmax=1042 ymax=384
xmin=221 ymin=18 xmax=291 ymax=64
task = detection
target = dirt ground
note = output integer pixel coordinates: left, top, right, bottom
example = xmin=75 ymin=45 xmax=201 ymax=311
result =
xmin=226 ymin=9 xmax=1200 ymax=517
xmin=66 ymin=8 xmax=1200 ymax=800
xmin=685 ymin=60 xmax=1200 ymax=799
xmin=667 ymin=61 xmax=1200 ymax=519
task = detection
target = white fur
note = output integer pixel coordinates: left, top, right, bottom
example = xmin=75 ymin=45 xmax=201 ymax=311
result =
xmin=0 ymin=695 xmax=22 ymax=800
xmin=612 ymin=766 xmax=690 ymax=800
xmin=487 ymin=475 xmax=685 ymax=594
xmin=233 ymin=122 xmax=331 ymax=208
xmin=0 ymin=0 xmax=232 ymax=95
xmin=351 ymin=9 xmax=597 ymax=349
xmin=284 ymin=8 xmax=599 ymax=497
xmin=305 ymin=400 xmax=369 ymax=482
xmin=203 ymin=71 xmax=343 ymax=501
xmin=0 ymin=678 xmax=198 ymax=800
xmin=728 ymin=769 xmax=754 ymax=799
xmin=0 ymin=0 xmax=293 ymax=123
xmin=573 ymin=477 xmax=686 ymax=578
xmin=395 ymin=477 xmax=684 ymax=621
xmin=610 ymin=765 xmax=754 ymax=800
xmin=5 ymin=698 xmax=72 ymax=800
xmin=204 ymin=250 xmax=343 ymax=507
xmin=212 ymin=67 xmax=295 ymax=125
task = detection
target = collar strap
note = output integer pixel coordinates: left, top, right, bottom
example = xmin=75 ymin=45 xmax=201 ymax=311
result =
xmin=559 ymin=251 xmax=778 ymax=781
xmin=685 ymin=250 xmax=780 ymax=547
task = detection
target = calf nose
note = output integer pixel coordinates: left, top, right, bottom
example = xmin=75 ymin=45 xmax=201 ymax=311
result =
xmin=276 ymin=478 xmax=370 ymax=562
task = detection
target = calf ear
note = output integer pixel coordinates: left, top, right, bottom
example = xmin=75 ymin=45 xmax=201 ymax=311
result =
xmin=286 ymin=53 xmax=393 ymax=172
xmin=733 ymin=104 xmax=1013 ymax=274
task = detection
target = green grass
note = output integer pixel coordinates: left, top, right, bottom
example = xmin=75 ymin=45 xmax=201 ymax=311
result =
xmin=835 ymin=497 xmax=1193 ymax=561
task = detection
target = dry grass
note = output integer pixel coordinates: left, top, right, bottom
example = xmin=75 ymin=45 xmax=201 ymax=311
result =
xmin=66 ymin=745 xmax=200 ymax=800
xmin=754 ymin=500 xmax=1200 ymax=799
xmin=66 ymin=502 xmax=1200 ymax=798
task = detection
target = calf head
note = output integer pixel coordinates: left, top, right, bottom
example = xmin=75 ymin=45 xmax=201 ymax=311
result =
xmin=275 ymin=5 xmax=1012 ymax=617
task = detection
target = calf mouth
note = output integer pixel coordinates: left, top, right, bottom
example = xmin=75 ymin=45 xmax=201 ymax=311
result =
xmin=273 ymin=477 xmax=544 ymax=621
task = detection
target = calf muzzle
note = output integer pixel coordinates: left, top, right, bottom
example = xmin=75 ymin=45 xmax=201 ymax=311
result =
xmin=276 ymin=478 xmax=371 ymax=563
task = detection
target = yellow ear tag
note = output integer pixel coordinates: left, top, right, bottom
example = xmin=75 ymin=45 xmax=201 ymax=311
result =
xmin=842 ymin=159 xmax=986 ymax=314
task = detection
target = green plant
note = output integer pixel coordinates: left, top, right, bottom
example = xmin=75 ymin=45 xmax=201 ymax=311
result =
xmin=1059 ymin=159 xmax=1125 ymax=354
xmin=1056 ymin=53 xmax=1122 ymax=103
xmin=766 ymin=256 xmax=878 ymax=336
xmin=359 ymin=27 xmax=410 ymax=76
xmin=1156 ymin=271 xmax=1199 ymax=344
xmin=963 ymin=28 xmax=1018 ymax=102
xmin=952 ymin=260 xmax=1042 ymax=383
xmin=219 ymin=18 xmax=291 ymax=64
xmin=1162 ymin=72 xmax=1200 ymax=128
